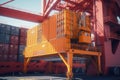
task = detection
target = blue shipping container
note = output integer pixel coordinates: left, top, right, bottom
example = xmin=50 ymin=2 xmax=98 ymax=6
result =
xmin=0 ymin=24 xmax=6 ymax=34
xmin=0 ymin=34 xmax=10 ymax=44
xmin=11 ymin=26 xmax=19 ymax=35
xmin=17 ymin=54 xmax=24 ymax=62
xmin=0 ymin=24 xmax=11 ymax=34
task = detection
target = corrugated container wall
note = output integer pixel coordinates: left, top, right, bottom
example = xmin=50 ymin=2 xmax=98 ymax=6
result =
xmin=18 ymin=45 xmax=25 ymax=55
xmin=19 ymin=28 xmax=27 ymax=37
xmin=11 ymin=26 xmax=19 ymax=36
xmin=1 ymin=44 xmax=9 ymax=55
xmin=19 ymin=36 xmax=27 ymax=45
xmin=0 ymin=23 xmax=11 ymax=61
xmin=42 ymin=19 xmax=49 ymax=40
xmin=56 ymin=10 xmax=78 ymax=39
xmin=49 ymin=15 xmax=57 ymax=40
xmin=10 ymin=35 xmax=19 ymax=44
xmin=0 ymin=24 xmax=11 ymax=34
xmin=0 ymin=34 xmax=10 ymax=44
xmin=18 ymin=28 xmax=28 ymax=62
xmin=19 ymin=28 xmax=27 ymax=45
xmin=27 ymin=26 xmax=38 ymax=46
xmin=9 ymin=44 xmax=18 ymax=55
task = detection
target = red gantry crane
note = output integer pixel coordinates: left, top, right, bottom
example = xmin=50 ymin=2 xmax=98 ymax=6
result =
xmin=0 ymin=0 xmax=120 ymax=79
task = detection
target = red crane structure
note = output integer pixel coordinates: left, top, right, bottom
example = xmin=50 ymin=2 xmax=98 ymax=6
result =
xmin=0 ymin=0 xmax=120 ymax=78
xmin=0 ymin=0 xmax=93 ymax=22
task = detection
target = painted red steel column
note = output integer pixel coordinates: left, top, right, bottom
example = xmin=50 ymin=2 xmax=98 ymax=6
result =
xmin=43 ymin=0 xmax=60 ymax=17
xmin=103 ymin=0 xmax=120 ymax=75
xmin=93 ymin=0 xmax=105 ymax=73
xmin=94 ymin=0 xmax=120 ymax=74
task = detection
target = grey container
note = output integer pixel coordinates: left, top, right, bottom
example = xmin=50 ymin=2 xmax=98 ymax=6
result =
xmin=0 ymin=24 xmax=6 ymax=34
xmin=0 ymin=34 xmax=5 ymax=43
xmin=11 ymin=26 xmax=19 ymax=35
xmin=5 ymin=34 xmax=10 ymax=43
xmin=0 ymin=34 xmax=10 ymax=43
xmin=18 ymin=45 xmax=25 ymax=55
xmin=17 ymin=54 xmax=24 ymax=62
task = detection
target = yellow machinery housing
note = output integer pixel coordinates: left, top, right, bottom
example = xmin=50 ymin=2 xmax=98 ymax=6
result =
xmin=24 ymin=10 xmax=101 ymax=79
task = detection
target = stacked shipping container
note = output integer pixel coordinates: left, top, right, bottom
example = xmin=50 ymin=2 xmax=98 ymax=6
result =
xmin=0 ymin=23 xmax=27 ymax=62
xmin=9 ymin=35 xmax=19 ymax=61
xmin=9 ymin=26 xmax=19 ymax=61
xmin=18 ymin=28 xmax=27 ymax=62
xmin=0 ymin=24 xmax=10 ymax=61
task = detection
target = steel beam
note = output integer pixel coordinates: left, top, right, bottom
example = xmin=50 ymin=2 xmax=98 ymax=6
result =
xmin=43 ymin=0 xmax=60 ymax=17
xmin=65 ymin=0 xmax=78 ymax=5
xmin=58 ymin=49 xmax=101 ymax=79
xmin=43 ymin=0 xmax=52 ymax=13
xmin=0 ymin=6 xmax=43 ymax=22
xmin=71 ymin=49 xmax=101 ymax=56
xmin=43 ymin=0 xmax=47 ymax=13
xmin=98 ymin=55 xmax=101 ymax=73
xmin=0 ymin=0 xmax=14 ymax=6
xmin=66 ymin=51 xmax=73 ymax=79
xmin=58 ymin=52 xmax=73 ymax=79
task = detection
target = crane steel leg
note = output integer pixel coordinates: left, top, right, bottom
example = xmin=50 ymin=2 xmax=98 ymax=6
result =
xmin=98 ymin=54 xmax=101 ymax=74
xmin=23 ymin=58 xmax=31 ymax=73
xmin=91 ymin=55 xmax=102 ymax=75
xmin=67 ymin=52 xmax=73 ymax=79
xmin=58 ymin=52 xmax=73 ymax=79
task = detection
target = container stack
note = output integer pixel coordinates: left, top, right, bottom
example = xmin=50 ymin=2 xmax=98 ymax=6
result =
xmin=0 ymin=23 xmax=11 ymax=61
xmin=0 ymin=23 xmax=27 ymax=62
xmin=18 ymin=28 xmax=28 ymax=62
xmin=9 ymin=26 xmax=19 ymax=61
